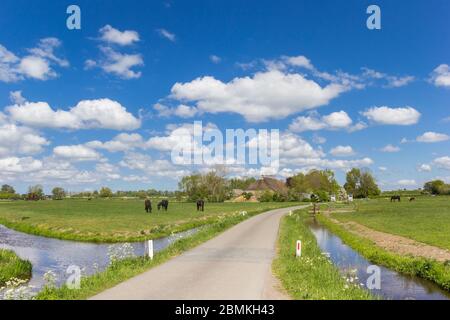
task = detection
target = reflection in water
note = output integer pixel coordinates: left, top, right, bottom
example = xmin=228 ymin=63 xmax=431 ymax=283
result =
xmin=308 ymin=218 xmax=450 ymax=300
xmin=0 ymin=224 xmax=198 ymax=296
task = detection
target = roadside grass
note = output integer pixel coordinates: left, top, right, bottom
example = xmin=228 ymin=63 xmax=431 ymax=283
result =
xmin=0 ymin=249 xmax=32 ymax=286
xmin=273 ymin=209 xmax=374 ymax=300
xmin=329 ymin=196 xmax=450 ymax=250
xmin=318 ymin=213 xmax=450 ymax=292
xmin=0 ymin=199 xmax=300 ymax=243
xmin=35 ymin=209 xmax=279 ymax=299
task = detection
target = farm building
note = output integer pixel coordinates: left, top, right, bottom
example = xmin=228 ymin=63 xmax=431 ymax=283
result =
xmin=245 ymin=176 xmax=289 ymax=197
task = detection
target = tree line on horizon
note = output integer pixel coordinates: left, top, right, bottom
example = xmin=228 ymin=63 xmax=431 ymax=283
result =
xmin=1 ymin=169 xmax=448 ymax=202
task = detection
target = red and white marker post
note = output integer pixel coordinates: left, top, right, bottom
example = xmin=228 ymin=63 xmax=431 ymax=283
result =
xmin=296 ymin=240 xmax=302 ymax=257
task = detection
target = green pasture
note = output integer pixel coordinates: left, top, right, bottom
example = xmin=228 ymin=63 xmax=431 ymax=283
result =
xmin=330 ymin=196 xmax=450 ymax=250
xmin=0 ymin=199 xmax=299 ymax=242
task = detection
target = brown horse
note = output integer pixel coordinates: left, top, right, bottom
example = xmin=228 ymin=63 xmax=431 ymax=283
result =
xmin=196 ymin=199 xmax=205 ymax=211
xmin=144 ymin=199 xmax=152 ymax=213
xmin=157 ymin=200 xmax=169 ymax=211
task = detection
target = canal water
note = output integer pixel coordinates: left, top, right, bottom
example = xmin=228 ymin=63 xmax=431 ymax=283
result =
xmin=0 ymin=224 xmax=198 ymax=296
xmin=307 ymin=218 xmax=450 ymax=300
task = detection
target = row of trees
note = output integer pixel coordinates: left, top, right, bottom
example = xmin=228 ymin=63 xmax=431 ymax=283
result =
xmin=0 ymin=184 xmax=67 ymax=200
xmin=344 ymin=168 xmax=381 ymax=198
xmin=72 ymin=188 xmax=181 ymax=199
xmin=0 ymin=184 xmax=20 ymax=200
xmin=179 ymin=168 xmax=381 ymax=203
xmin=284 ymin=168 xmax=380 ymax=201
xmin=1 ymin=167 xmax=382 ymax=203
xmin=423 ymin=180 xmax=450 ymax=195
xmin=287 ymin=169 xmax=340 ymax=201
xmin=1 ymin=184 xmax=185 ymax=201
xmin=27 ymin=185 xmax=67 ymax=200
xmin=178 ymin=171 xmax=231 ymax=202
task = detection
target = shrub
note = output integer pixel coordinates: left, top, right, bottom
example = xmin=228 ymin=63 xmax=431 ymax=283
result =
xmin=242 ymin=192 xmax=253 ymax=200
xmin=258 ymin=190 xmax=273 ymax=202
xmin=272 ymin=192 xmax=287 ymax=202
xmin=52 ymin=187 xmax=66 ymax=200
xmin=99 ymin=187 xmax=113 ymax=198
xmin=315 ymin=190 xmax=330 ymax=202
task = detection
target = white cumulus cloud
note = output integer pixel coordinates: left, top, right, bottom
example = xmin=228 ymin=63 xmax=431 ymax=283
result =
xmin=329 ymin=145 xmax=355 ymax=157
xmin=0 ymin=38 xmax=68 ymax=82
xmin=98 ymin=46 xmax=143 ymax=79
xmin=53 ymin=145 xmax=101 ymax=162
xmin=0 ymin=156 xmax=43 ymax=173
xmin=169 ymin=69 xmax=349 ymax=122
xmin=418 ymin=164 xmax=432 ymax=172
xmin=380 ymin=144 xmax=400 ymax=153
xmin=433 ymin=156 xmax=450 ymax=170
xmin=7 ymin=98 xmax=141 ymax=130
xmin=416 ymin=132 xmax=450 ymax=143
xmin=289 ymin=111 xmax=365 ymax=132
xmin=99 ymin=25 xmax=140 ymax=46
xmin=87 ymin=133 xmax=144 ymax=152
xmin=0 ymin=124 xmax=49 ymax=157
xmin=362 ymin=106 xmax=421 ymax=125
xmin=430 ymin=64 xmax=450 ymax=88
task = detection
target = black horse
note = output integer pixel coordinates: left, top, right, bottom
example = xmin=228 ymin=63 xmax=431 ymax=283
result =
xmin=196 ymin=199 xmax=205 ymax=212
xmin=144 ymin=199 xmax=152 ymax=213
xmin=409 ymin=197 xmax=416 ymax=202
xmin=157 ymin=200 xmax=169 ymax=211
xmin=391 ymin=195 xmax=401 ymax=202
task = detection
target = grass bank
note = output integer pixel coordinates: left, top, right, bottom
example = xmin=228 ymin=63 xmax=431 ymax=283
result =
xmin=330 ymin=196 xmax=450 ymax=250
xmin=0 ymin=199 xmax=300 ymax=243
xmin=273 ymin=209 xmax=374 ymax=300
xmin=0 ymin=249 xmax=32 ymax=286
xmin=318 ymin=213 xmax=450 ymax=291
xmin=35 ymin=208 xmax=284 ymax=300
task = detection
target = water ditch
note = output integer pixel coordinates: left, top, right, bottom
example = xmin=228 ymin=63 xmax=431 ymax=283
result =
xmin=307 ymin=218 xmax=450 ymax=300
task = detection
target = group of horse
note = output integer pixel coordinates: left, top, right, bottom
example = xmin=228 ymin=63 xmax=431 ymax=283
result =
xmin=390 ymin=195 xmax=416 ymax=202
xmin=144 ymin=199 xmax=205 ymax=213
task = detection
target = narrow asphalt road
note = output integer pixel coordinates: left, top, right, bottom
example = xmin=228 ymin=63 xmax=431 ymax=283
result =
xmin=91 ymin=205 xmax=307 ymax=300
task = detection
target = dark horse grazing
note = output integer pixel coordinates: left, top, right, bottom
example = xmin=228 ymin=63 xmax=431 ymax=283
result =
xmin=144 ymin=199 xmax=152 ymax=213
xmin=157 ymin=200 xmax=169 ymax=211
xmin=409 ymin=197 xmax=416 ymax=202
xmin=196 ymin=199 xmax=205 ymax=211
xmin=391 ymin=195 xmax=401 ymax=202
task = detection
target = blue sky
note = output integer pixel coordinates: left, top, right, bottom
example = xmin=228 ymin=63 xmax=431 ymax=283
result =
xmin=1 ymin=0 xmax=449 ymax=193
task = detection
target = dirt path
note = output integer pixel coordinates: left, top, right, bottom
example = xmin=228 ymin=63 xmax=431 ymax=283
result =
xmin=326 ymin=211 xmax=450 ymax=262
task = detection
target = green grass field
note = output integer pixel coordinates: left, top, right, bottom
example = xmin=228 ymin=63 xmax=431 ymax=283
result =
xmin=0 ymin=249 xmax=32 ymax=286
xmin=273 ymin=209 xmax=374 ymax=300
xmin=0 ymin=199 xmax=299 ymax=242
xmin=330 ymin=196 xmax=450 ymax=250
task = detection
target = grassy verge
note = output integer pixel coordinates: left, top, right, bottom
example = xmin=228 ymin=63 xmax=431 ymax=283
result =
xmin=273 ymin=209 xmax=374 ymax=300
xmin=35 ymin=209 xmax=275 ymax=300
xmin=0 ymin=199 xmax=300 ymax=243
xmin=0 ymin=249 xmax=32 ymax=286
xmin=318 ymin=214 xmax=450 ymax=291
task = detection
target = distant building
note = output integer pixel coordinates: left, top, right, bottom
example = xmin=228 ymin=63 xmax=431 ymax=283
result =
xmin=245 ymin=176 xmax=288 ymax=197
xmin=232 ymin=189 xmax=244 ymax=197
